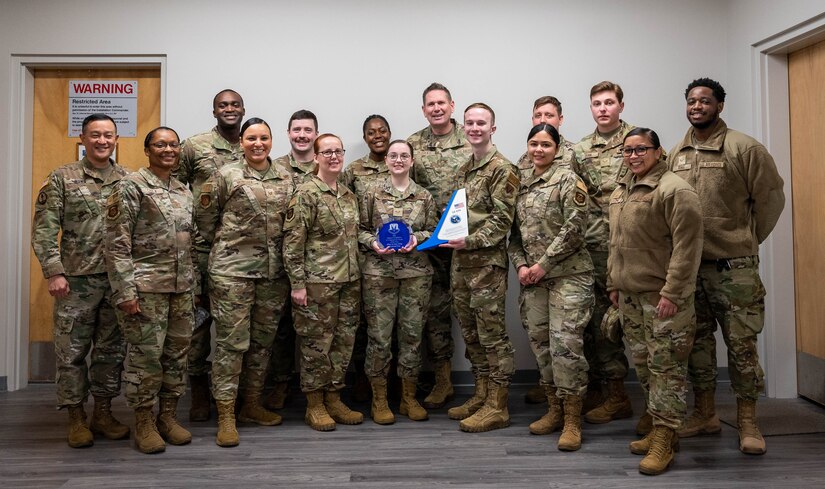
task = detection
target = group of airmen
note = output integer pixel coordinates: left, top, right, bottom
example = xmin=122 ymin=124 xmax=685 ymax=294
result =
xmin=31 ymin=76 xmax=784 ymax=476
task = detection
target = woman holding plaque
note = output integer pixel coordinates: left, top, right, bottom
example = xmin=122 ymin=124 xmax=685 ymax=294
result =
xmin=283 ymin=133 xmax=363 ymax=431
xmin=508 ymin=123 xmax=594 ymax=451
xmin=357 ymin=139 xmax=438 ymax=424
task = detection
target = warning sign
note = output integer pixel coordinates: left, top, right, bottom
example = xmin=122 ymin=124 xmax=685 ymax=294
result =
xmin=69 ymin=80 xmax=138 ymax=137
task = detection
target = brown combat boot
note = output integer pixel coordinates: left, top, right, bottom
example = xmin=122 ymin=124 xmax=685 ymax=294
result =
xmin=423 ymin=362 xmax=455 ymax=409
xmin=639 ymin=426 xmax=677 ymax=475
xmin=459 ymin=384 xmax=510 ymax=433
xmin=447 ymin=376 xmax=488 ymax=420
xmin=631 ymin=423 xmax=680 ymax=455
xmin=369 ymin=377 xmax=395 ymax=425
xmin=677 ymin=388 xmax=721 ymax=438
xmin=239 ymin=389 xmax=283 ymax=426
xmin=737 ymin=398 xmax=766 ymax=455
xmin=557 ymin=395 xmax=583 ymax=451
xmin=215 ymin=399 xmax=239 ymax=447
xmin=263 ymin=381 xmax=290 ymax=411
xmin=156 ymin=398 xmax=192 ymax=445
xmin=188 ymin=374 xmax=211 ymax=422
xmin=324 ymin=390 xmax=364 ymax=425
xmin=90 ymin=396 xmax=129 ymax=440
xmin=582 ymin=380 xmax=606 ymax=413
xmin=636 ymin=410 xmax=653 ymax=436
xmin=529 ymin=385 xmax=564 ymax=435
xmin=524 ymin=383 xmax=546 ymax=404
xmin=305 ymin=390 xmax=336 ymax=431
xmin=399 ymin=378 xmax=428 ymax=421
xmin=134 ymin=406 xmax=165 ymax=454
xmin=584 ymin=378 xmax=633 ymax=424
xmin=67 ymin=404 xmax=94 ymax=448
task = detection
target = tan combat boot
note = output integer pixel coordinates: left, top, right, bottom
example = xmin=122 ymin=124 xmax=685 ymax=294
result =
xmin=423 ymin=362 xmax=454 ymax=409
xmin=156 ymin=397 xmax=192 ymax=445
xmin=677 ymin=388 xmax=721 ymax=438
xmin=630 ymin=422 xmax=680 ymax=455
xmin=239 ymin=389 xmax=283 ymax=426
xmin=215 ymin=399 xmax=239 ymax=447
xmin=737 ymin=398 xmax=766 ymax=455
xmin=459 ymin=384 xmax=510 ymax=433
xmin=263 ymin=381 xmax=289 ymax=411
xmin=557 ymin=395 xmax=583 ymax=451
xmin=324 ymin=390 xmax=364 ymax=425
xmin=639 ymin=426 xmax=677 ymax=475
xmin=399 ymin=378 xmax=428 ymax=421
xmin=305 ymin=390 xmax=336 ymax=431
xmin=134 ymin=406 xmax=165 ymax=454
xmin=524 ymin=383 xmax=546 ymax=404
xmin=636 ymin=409 xmax=653 ymax=436
xmin=529 ymin=385 xmax=564 ymax=435
xmin=369 ymin=377 xmax=395 ymax=425
xmin=90 ymin=396 xmax=129 ymax=440
xmin=447 ymin=376 xmax=488 ymax=420
xmin=66 ymin=404 xmax=94 ymax=448
xmin=584 ymin=378 xmax=633 ymax=424
xmin=188 ymin=374 xmax=211 ymax=422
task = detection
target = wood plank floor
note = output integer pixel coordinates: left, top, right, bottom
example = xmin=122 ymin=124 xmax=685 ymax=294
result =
xmin=1 ymin=382 xmax=824 ymax=488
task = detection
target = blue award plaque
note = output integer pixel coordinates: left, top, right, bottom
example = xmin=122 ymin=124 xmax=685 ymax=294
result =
xmin=377 ymin=220 xmax=411 ymax=250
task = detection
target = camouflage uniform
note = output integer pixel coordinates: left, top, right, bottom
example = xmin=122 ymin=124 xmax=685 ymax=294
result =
xmin=515 ymin=134 xmax=578 ymax=181
xmin=407 ymin=121 xmax=473 ymax=367
xmin=105 ymin=168 xmax=198 ymax=408
xmin=608 ymin=161 xmax=703 ymax=428
xmin=196 ymin=158 xmax=295 ymax=401
xmin=509 ymin=164 xmax=594 ymax=397
xmin=452 ymin=147 xmax=518 ymax=387
xmin=573 ymin=120 xmax=635 ymax=383
xmin=174 ymin=127 xmax=243 ymax=376
xmin=283 ymin=176 xmax=361 ymax=393
xmin=32 ymin=158 xmax=128 ymax=408
xmin=358 ymin=177 xmax=438 ymax=379
xmin=668 ymin=119 xmax=785 ymax=400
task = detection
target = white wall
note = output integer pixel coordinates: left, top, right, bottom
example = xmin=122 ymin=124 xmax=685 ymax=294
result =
xmin=1 ymin=0 xmax=822 ymax=388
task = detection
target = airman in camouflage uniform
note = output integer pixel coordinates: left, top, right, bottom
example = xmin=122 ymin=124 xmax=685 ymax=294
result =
xmin=105 ymin=127 xmax=198 ymax=453
xmin=573 ymin=81 xmax=635 ymax=424
xmin=407 ymin=83 xmax=473 ymax=409
xmin=31 ymin=114 xmax=129 ymax=448
xmin=668 ymin=78 xmax=785 ymax=455
xmin=174 ymin=89 xmax=245 ymax=421
xmin=509 ymin=124 xmax=593 ymax=450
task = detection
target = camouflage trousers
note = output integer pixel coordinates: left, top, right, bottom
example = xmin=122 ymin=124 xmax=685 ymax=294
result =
xmin=452 ymin=265 xmax=514 ymax=386
xmin=267 ymin=299 xmax=297 ymax=383
xmin=689 ymin=256 xmax=766 ymax=400
xmin=620 ymin=291 xmax=695 ymax=429
xmin=424 ymin=248 xmax=455 ymax=365
xmin=187 ymin=251 xmax=212 ymax=376
xmin=362 ymin=274 xmax=432 ymax=379
xmin=519 ymin=273 xmax=593 ymax=397
xmin=583 ymin=251 xmax=629 ymax=382
xmin=209 ymin=274 xmax=289 ymax=401
xmin=54 ymin=273 xmax=125 ymax=407
xmin=293 ymin=280 xmax=360 ymax=393
xmin=117 ymin=291 xmax=194 ymax=408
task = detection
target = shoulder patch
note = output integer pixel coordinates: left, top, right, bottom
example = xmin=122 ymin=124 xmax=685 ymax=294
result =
xmin=37 ymin=190 xmax=47 ymax=205
xmin=576 ymin=180 xmax=588 ymax=194
xmin=107 ymin=204 xmax=120 ymax=220
xmin=199 ymin=194 xmax=212 ymax=209
xmin=505 ymin=171 xmax=520 ymax=196
xmin=286 ymin=206 xmax=295 ymax=221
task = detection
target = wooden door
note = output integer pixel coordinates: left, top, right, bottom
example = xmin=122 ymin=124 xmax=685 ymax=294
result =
xmin=29 ymin=67 xmax=160 ymax=381
xmin=789 ymin=40 xmax=825 ymax=406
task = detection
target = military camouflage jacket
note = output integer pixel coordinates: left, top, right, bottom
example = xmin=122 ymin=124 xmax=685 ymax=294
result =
xmin=273 ymin=152 xmax=316 ymax=187
xmin=509 ymin=164 xmax=593 ymax=280
xmin=340 ymin=154 xmax=388 ymax=198
xmin=32 ymin=158 xmax=129 ymax=278
xmin=104 ymin=168 xmax=197 ymax=305
xmin=573 ymin=120 xmax=635 ymax=252
xmin=454 ymin=146 xmax=519 ymax=270
xmin=407 ymin=120 xmax=473 ymax=212
xmin=357 ymin=177 xmax=437 ymax=278
xmin=196 ymin=158 xmax=295 ymax=279
xmin=668 ymin=119 xmax=785 ymax=260
xmin=283 ymin=176 xmax=360 ymax=288
xmin=516 ymin=134 xmax=578 ymax=181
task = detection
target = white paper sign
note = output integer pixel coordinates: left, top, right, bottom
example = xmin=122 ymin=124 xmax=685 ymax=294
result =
xmin=68 ymin=80 xmax=138 ymax=137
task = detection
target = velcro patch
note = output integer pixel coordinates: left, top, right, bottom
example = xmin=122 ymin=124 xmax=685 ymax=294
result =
xmin=199 ymin=194 xmax=212 ymax=209
xmin=107 ymin=205 xmax=120 ymax=220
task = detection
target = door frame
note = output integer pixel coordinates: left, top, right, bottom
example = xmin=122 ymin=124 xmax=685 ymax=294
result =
xmin=4 ymin=55 xmax=166 ymax=391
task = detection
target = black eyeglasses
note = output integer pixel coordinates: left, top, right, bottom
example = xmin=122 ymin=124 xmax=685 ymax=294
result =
xmin=318 ymin=149 xmax=345 ymax=158
xmin=621 ymin=146 xmax=655 ymax=157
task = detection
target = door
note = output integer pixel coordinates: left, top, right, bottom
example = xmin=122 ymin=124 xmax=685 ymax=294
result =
xmin=789 ymin=40 xmax=825 ymax=406
xmin=29 ymin=67 xmax=160 ymax=381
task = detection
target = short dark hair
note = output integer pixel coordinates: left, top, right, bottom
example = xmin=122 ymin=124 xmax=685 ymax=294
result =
xmin=143 ymin=126 xmax=180 ymax=148
xmin=464 ymin=102 xmax=496 ymax=125
xmin=288 ymin=109 xmax=318 ymax=131
xmin=685 ymin=77 xmax=726 ymax=103
xmin=532 ymin=96 xmax=563 ymax=115
xmin=212 ymin=89 xmax=244 ymax=109
xmin=527 ymin=123 xmax=560 ymax=146
xmin=240 ymin=117 xmax=271 ymax=137
xmin=422 ymin=82 xmax=452 ymax=103
xmin=623 ymin=127 xmax=661 ymax=150
xmin=362 ymin=114 xmax=390 ymax=135
xmin=386 ymin=139 xmax=414 ymax=159
xmin=81 ymin=113 xmax=117 ymax=133
xmin=590 ymin=81 xmax=624 ymax=103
